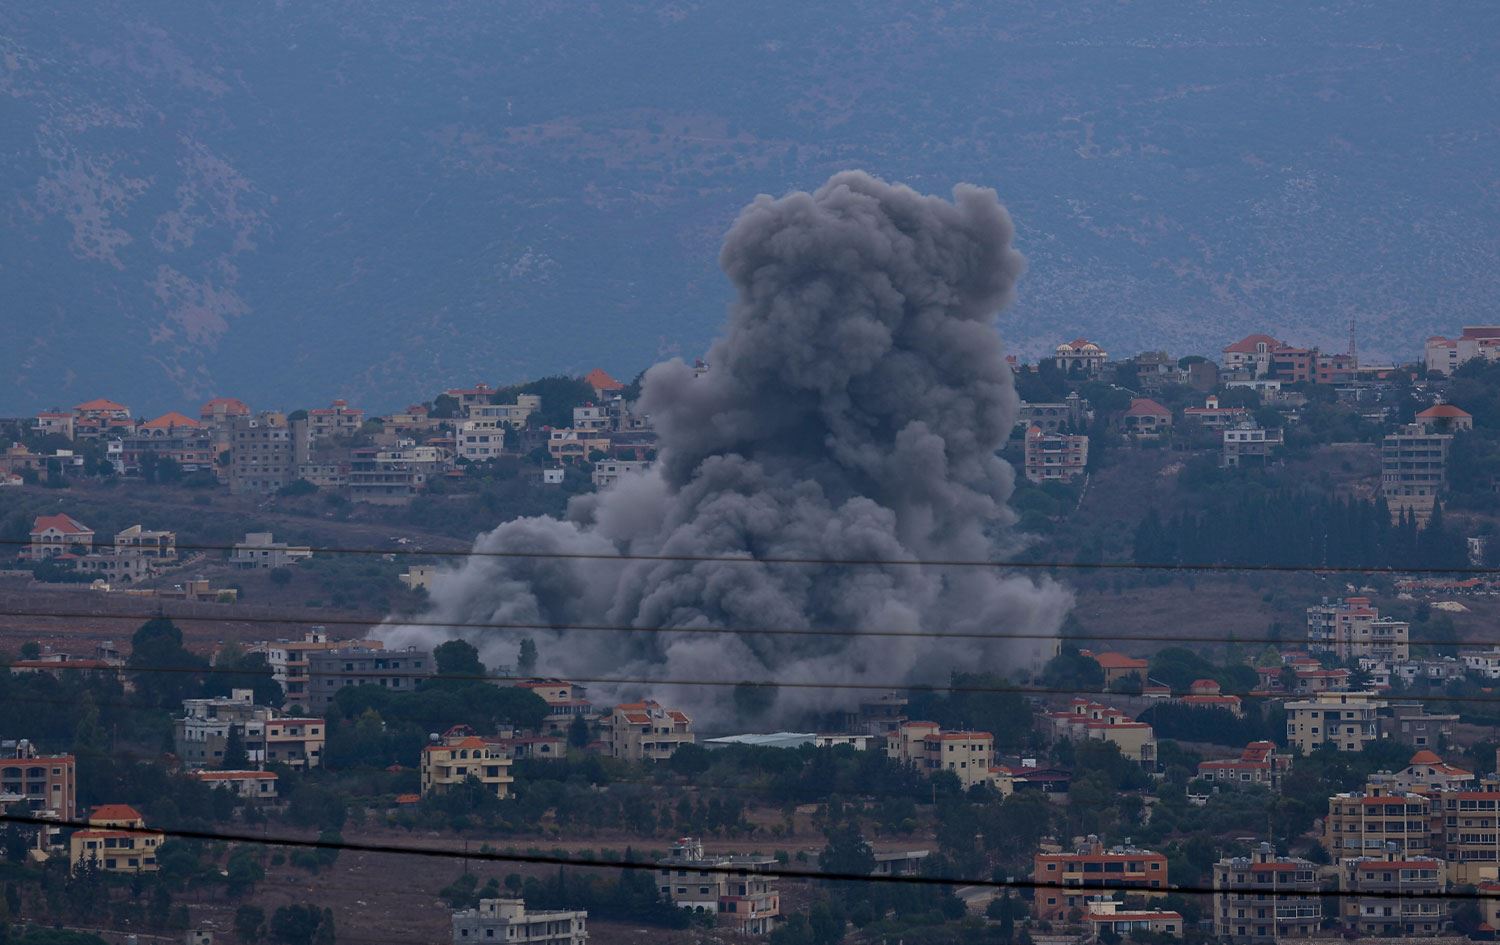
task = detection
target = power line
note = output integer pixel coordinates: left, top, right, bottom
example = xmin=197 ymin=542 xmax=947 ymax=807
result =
xmin=3 ymin=603 xmax=1494 ymax=654
xmin=0 ymin=534 xmax=1490 ymax=574
xmin=3 ymin=811 xmax=1495 ymax=901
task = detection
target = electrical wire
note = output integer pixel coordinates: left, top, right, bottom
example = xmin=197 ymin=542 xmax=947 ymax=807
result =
xmin=1 ymin=811 xmax=1491 ymax=901
xmin=1 ymin=533 xmax=1492 ymax=574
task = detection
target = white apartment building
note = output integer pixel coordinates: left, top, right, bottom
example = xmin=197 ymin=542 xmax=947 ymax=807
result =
xmin=451 ymin=899 xmax=587 ymax=945
xmin=592 ymin=459 xmax=650 ymax=488
xmin=1307 ymin=597 xmax=1410 ymax=661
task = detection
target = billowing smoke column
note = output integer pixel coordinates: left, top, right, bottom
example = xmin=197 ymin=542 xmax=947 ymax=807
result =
xmin=381 ymin=171 xmax=1072 ymax=723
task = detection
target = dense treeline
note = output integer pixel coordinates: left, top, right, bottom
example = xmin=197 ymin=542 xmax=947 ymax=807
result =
xmin=1132 ymin=491 xmax=1467 ymax=569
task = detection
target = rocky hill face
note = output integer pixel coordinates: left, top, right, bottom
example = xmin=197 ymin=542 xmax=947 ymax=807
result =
xmin=4 ymin=1 xmax=1498 ymax=413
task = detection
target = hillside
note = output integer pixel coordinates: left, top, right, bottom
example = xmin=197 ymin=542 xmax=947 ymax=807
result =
xmin=5 ymin=1 xmax=1500 ymax=413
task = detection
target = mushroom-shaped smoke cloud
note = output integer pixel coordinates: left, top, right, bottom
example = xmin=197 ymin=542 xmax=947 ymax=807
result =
xmin=381 ymin=171 xmax=1072 ymax=723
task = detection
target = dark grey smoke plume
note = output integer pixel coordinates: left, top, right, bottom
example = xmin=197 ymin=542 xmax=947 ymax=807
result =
xmin=381 ymin=171 xmax=1071 ymax=723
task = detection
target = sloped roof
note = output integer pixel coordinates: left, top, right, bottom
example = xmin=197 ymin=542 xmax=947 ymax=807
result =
xmin=89 ymin=803 xmax=144 ymax=822
xmin=200 ymin=397 xmax=250 ymax=415
xmin=1417 ymin=404 xmax=1471 ymax=419
xmin=141 ymin=411 xmax=201 ymax=430
xmin=1409 ymin=749 xmax=1444 ymax=766
xmin=75 ymin=398 xmax=128 ymax=411
xmin=1222 ymin=334 xmax=1282 ymax=354
xmin=1125 ymin=398 xmax=1172 ymax=418
xmin=32 ymin=513 xmax=92 ymax=535
xmin=585 ymin=368 xmax=624 ymax=391
xmin=1091 ymin=652 xmax=1148 ymax=669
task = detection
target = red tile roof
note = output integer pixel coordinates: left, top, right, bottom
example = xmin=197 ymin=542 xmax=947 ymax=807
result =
xmin=585 ymin=368 xmax=624 ymax=392
xmin=89 ymin=804 xmax=144 ymax=822
xmin=74 ymin=398 xmax=128 ymax=412
xmin=200 ymin=397 xmax=250 ymax=416
xmin=1417 ymin=404 xmax=1471 ymax=418
xmin=1091 ymin=652 xmax=1148 ymax=669
xmin=1125 ymin=398 xmax=1172 ymax=418
xmin=140 ymin=411 xmax=201 ymax=430
xmin=1222 ymin=334 xmax=1283 ymax=354
xmin=31 ymin=514 xmax=92 ymax=536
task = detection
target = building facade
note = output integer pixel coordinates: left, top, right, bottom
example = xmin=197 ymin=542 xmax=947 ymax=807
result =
xmin=451 ymin=899 xmax=587 ymax=945
xmin=604 ymin=701 xmax=694 ymax=762
xmin=1024 ymin=426 xmax=1089 ymax=483
xmin=1031 ymin=838 xmax=1168 ymax=920
xmin=1212 ymin=845 xmax=1320 ymax=943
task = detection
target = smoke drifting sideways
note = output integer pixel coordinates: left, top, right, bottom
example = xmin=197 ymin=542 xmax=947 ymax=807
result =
xmin=379 ymin=171 xmax=1072 ymax=725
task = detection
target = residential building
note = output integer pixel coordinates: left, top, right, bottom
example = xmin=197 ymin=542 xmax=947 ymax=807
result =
xmin=1378 ymin=704 xmax=1458 ymax=751
xmin=348 ymin=443 xmax=450 ymax=503
xmin=0 ymin=740 xmax=77 ymax=821
xmin=1393 ymin=750 xmax=1474 ymax=794
xmin=174 ymin=690 xmax=275 ymax=768
xmin=1081 ymin=650 xmax=1147 ymax=687
xmin=468 ymin=394 xmax=542 ymax=428
xmin=511 ymin=680 xmax=594 ymax=736
xmin=885 ymin=722 xmax=996 ymax=789
xmin=421 ymin=733 xmax=514 ymax=800
xmin=387 ymin=404 xmax=437 ymax=435
xmin=584 ymin=368 xmax=625 ymax=400
xmin=456 ymin=417 xmax=511 ymax=461
xmin=1307 ymin=597 xmax=1410 ymax=661
xmin=1183 ymin=395 xmax=1249 ymax=429
xmin=547 ymin=428 xmax=613 ymax=463
xmin=188 ymin=770 xmax=279 ymax=800
xmin=1382 ymin=425 xmax=1452 ymax=525
xmin=1175 ymin=679 xmax=1243 ymax=717
xmin=1212 ymin=844 xmax=1320 ymax=943
xmin=572 ymin=404 xmax=611 ymax=432
xmin=1423 ymin=327 xmax=1500 ymax=376
xmin=1054 ymin=338 xmax=1109 ymax=376
xmin=1083 ymin=900 xmax=1183 ymax=941
xmin=592 ymin=459 xmax=650 ymax=488
xmin=262 ymin=717 xmax=325 ymax=769
xmin=1337 ymin=850 xmax=1447 ymax=936
xmin=1415 ymin=403 xmax=1473 ymax=434
xmin=1042 ymin=700 xmax=1157 ymax=767
xmin=1222 ymin=335 xmax=1284 ymax=377
xmin=247 ymin=628 xmax=382 ymax=707
xmin=307 ymin=400 xmax=364 ymax=441
xmin=1325 ymin=782 xmax=1434 ymax=857
xmin=1024 ymin=426 xmax=1088 ymax=483
xmin=1031 ymin=837 xmax=1167 ymax=920
xmin=1285 ymin=691 xmax=1386 ymax=754
xmin=656 ymin=838 xmax=780 ymax=934
xmin=399 ymin=565 xmax=436 ymax=592
xmin=604 ymin=700 xmax=694 ymax=762
xmin=25 ymin=514 xmax=93 ymax=560
xmin=72 ymin=399 xmax=133 ymax=438
xmin=1121 ymin=398 xmax=1172 ymax=438
xmin=304 ymin=645 xmax=433 ymax=713
xmin=33 ymin=410 xmax=75 ymax=440
xmin=1222 ymin=420 xmax=1283 ymax=468
xmin=229 ymin=413 xmax=308 ymax=495
xmin=116 ymin=415 xmax=216 ymax=475
xmin=443 ymin=383 xmax=501 ymax=418
xmin=451 ymin=899 xmax=588 ymax=945
xmin=1017 ymin=393 xmax=1088 ymax=433
xmin=1196 ymin=741 xmax=1291 ymax=788
xmin=199 ymin=397 xmax=251 ymax=431
xmin=230 ymin=532 xmax=313 ymax=569
xmin=69 ymin=804 xmax=163 ymax=874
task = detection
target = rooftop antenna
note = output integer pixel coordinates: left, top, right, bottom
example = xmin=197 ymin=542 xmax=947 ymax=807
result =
xmin=1348 ymin=315 xmax=1358 ymax=364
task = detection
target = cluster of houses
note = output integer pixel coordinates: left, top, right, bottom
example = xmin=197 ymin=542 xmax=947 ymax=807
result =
xmin=5 ymin=368 xmax=658 ymax=502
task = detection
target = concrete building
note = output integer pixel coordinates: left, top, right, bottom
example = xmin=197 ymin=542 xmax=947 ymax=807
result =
xmin=70 ymin=804 xmax=164 ymax=874
xmin=174 ymin=690 xmax=275 ymax=768
xmin=1461 ymin=646 xmax=1500 ymax=680
xmin=1285 ymin=691 xmax=1386 ymax=754
xmin=655 ymin=837 xmax=780 ymax=935
xmin=1083 ymin=650 xmax=1148 ymax=687
xmin=511 ymin=680 xmax=593 ymax=736
xmin=348 ymin=443 xmax=450 ymax=503
xmin=1024 ymin=426 xmax=1089 ymax=483
xmin=604 ymin=700 xmax=694 ymax=762
xmin=1415 ymin=403 xmax=1474 ymax=434
xmin=228 ymin=413 xmax=308 ymax=495
xmin=1307 ymin=597 xmax=1410 ymax=662
xmin=307 ymin=400 xmax=364 ymax=441
xmin=1382 ymin=425 xmax=1452 ymax=524
xmin=188 ymin=770 xmax=279 ymax=800
xmin=1054 ymin=338 xmax=1109 ymax=375
xmin=1337 ymin=850 xmax=1447 ymax=936
xmin=304 ymin=645 xmax=433 ymax=713
xmin=1378 ymin=705 xmax=1459 ymax=752
xmin=1212 ymin=844 xmax=1320 ymax=943
xmin=451 ymin=899 xmax=587 ymax=945
xmin=1222 ymin=335 xmax=1284 ymax=377
xmin=0 ymin=740 xmax=76 ymax=823
xmin=25 ymin=514 xmax=93 ymax=559
xmin=1042 ymin=700 xmax=1157 ymax=767
xmin=591 ymin=459 xmax=650 ymax=489
xmin=1196 ymin=741 xmax=1291 ymax=788
xmin=885 ymin=722 xmax=996 ymax=789
xmin=1122 ymin=398 xmax=1172 ymax=438
xmin=263 ymin=718 xmax=326 ymax=769
xmin=1083 ymin=900 xmax=1183 ymax=941
xmin=1017 ymin=393 xmax=1088 ymax=433
xmin=1222 ymin=420 xmax=1283 ymax=468
xmin=1031 ymin=838 xmax=1167 ymax=920
xmin=421 ymin=733 xmax=514 ymax=800
xmin=1424 ymin=327 xmax=1500 ymax=376
xmin=547 ymin=429 xmax=613 ymax=464
xmin=1183 ymin=395 xmax=1250 ymax=429
xmin=248 ymin=628 xmax=383 ymax=707
xmin=1325 ymin=782 xmax=1434 ymax=858
xmin=230 ymin=532 xmax=313 ymax=569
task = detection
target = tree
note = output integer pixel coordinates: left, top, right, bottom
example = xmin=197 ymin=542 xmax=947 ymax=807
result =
xmin=269 ymin=567 xmax=294 ymax=586
xmin=18 ymin=641 xmax=40 ymax=661
xmin=127 ymin=617 xmax=209 ymax=709
xmin=234 ymin=904 xmax=266 ymax=942
xmin=435 ymin=639 xmax=485 ymax=677
xmin=222 ymin=725 xmax=249 ymax=769
xmin=517 ymin=637 xmax=538 ymax=676
xmin=269 ymin=903 xmax=330 ymax=945
xmin=820 ymin=822 xmax=875 ymax=877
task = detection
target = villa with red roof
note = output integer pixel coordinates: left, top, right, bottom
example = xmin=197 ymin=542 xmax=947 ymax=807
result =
xmin=1393 ymin=749 xmax=1475 ymax=794
xmin=1221 ymin=334 xmax=1284 ymax=376
xmin=69 ymin=804 xmax=163 ymax=874
xmin=1197 ymin=741 xmax=1291 ymax=788
xmin=420 ymin=733 xmax=513 ymax=799
xmin=72 ymin=398 xmax=132 ymax=438
xmin=605 ymin=700 xmax=694 ymax=763
xmin=1053 ymin=338 xmax=1108 ymax=376
xmin=1424 ymin=326 xmax=1500 ymax=376
xmin=1415 ymin=403 xmax=1473 ymax=433
xmin=1122 ymin=398 xmax=1172 ymax=438
xmin=199 ymin=397 xmax=251 ymax=425
xmin=1080 ymin=650 xmax=1148 ymax=686
xmin=585 ymin=368 xmax=625 ymax=398
xmin=1043 ymin=699 xmax=1157 ymax=766
xmin=138 ymin=411 xmax=201 ymax=436
xmin=26 ymin=513 xmax=94 ymax=559
xmin=1174 ymin=679 xmax=1244 ymax=717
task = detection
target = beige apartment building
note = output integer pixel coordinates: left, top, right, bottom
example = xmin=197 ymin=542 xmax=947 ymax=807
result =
xmin=1031 ymin=838 xmax=1168 ymax=920
xmin=263 ymin=717 xmax=326 ymax=769
xmin=1325 ymin=783 xmax=1434 ymax=858
xmin=69 ymin=804 xmax=164 ymax=874
xmin=655 ymin=838 xmax=780 ymax=935
xmin=885 ymin=722 xmax=996 ymax=789
xmin=1212 ymin=844 xmax=1320 ymax=943
xmin=605 ymin=701 xmax=694 ymax=762
xmin=1307 ymin=597 xmax=1410 ymax=661
xmin=1043 ymin=700 xmax=1158 ymax=767
xmin=1285 ymin=691 xmax=1385 ymax=754
xmin=421 ymin=735 xmax=514 ymax=799
xmin=1338 ymin=851 xmax=1446 ymax=937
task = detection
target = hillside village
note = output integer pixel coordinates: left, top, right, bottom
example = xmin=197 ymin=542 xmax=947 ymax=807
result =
xmin=8 ymin=330 xmax=1500 ymax=944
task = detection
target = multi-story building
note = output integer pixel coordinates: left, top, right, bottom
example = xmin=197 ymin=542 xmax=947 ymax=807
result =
xmin=0 ymin=740 xmax=76 ymax=821
xmin=443 ymin=383 xmax=500 ymax=418
xmin=468 ymin=394 xmax=542 ymax=428
xmin=116 ymin=414 xmax=217 ymax=475
xmin=304 ymin=645 xmax=434 ymax=713
xmin=1285 ymin=692 xmax=1386 ymax=754
xmin=348 ymin=444 xmax=450 ymax=503
xmin=1433 ymin=786 xmax=1500 ymax=884
xmin=1415 ymin=403 xmax=1473 ymax=434
xmin=1183 ymin=395 xmax=1250 ymax=429
xmin=1083 ymin=900 xmax=1184 ymax=941
xmin=199 ymin=397 xmax=251 ymax=431
xmin=585 ymin=368 xmax=625 ymax=400
xmin=1031 ymin=838 xmax=1168 ymax=920
xmin=1382 ymin=425 xmax=1452 ymax=525
xmin=1222 ymin=335 xmax=1284 ymax=377
xmin=188 ymin=769 xmax=279 ymax=800
xmin=230 ymin=532 xmax=313 ymax=569
xmin=1325 ymin=782 xmax=1434 ymax=858
xmin=229 ymin=413 xmax=308 ymax=495
xmin=1054 ymin=339 xmax=1109 ymax=375
xmin=1222 ymin=420 xmax=1283 ymax=468
xmin=249 ymin=628 xmax=384 ymax=707
xmin=1212 ymin=844 xmax=1321 ymax=943
xmin=511 ymin=680 xmax=594 ymax=736
xmin=1338 ymin=850 xmax=1447 ymax=936
xmin=604 ymin=700 xmax=694 ymax=762
xmin=174 ymin=690 xmax=276 ymax=768
xmin=1307 ymin=597 xmax=1410 ymax=661
xmin=1196 ymin=741 xmax=1291 ymax=788
xmin=655 ymin=838 xmax=779 ymax=935
xmin=262 ymin=717 xmax=325 ymax=769
xmin=1042 ymin=700 xmax=1157 ymax=767
xmin=73 ymin=524 xmax=180 ymax=584
xmin=1378 ymin=705 xmax=1459 ymax=752
xmin=1424 ymin=327 xmax=1500 ymax=376
xmin=547 ymin=429 xmax=613 ymax=464
xmin=1462 ymin=647 xmax=1500 ymax=679
xmin=456 ymin=418 xmax=512 ymax=461
xmin=572 ymin=404 xmax=611 ymax=432
xmin=1017 ymin=392 xmax=1088 ymax=433
xmin=25 ymin=513 xmax=93 ymax=559
xmin=421 ymin=733 xmax=514 ymax=799
xmin=72 ymin=399 xmax=133 ymax=438
xmin=69 ymin=804 xmax=164 ymax=874
xmin=451 ymin=899 xmax=587 ymax=945
xmin=1024 ymin=426 xmax=1088 ymax=483
xmin=1082 ymin=651 xmax=1148 ymax=687
xmin=885 ymin=722 xmax=996 ymax=789
xmin=592 ymin=459 xmax=651 ymax=489
xmin=1121 ymin=398 xmax=1172 ymax=438
xmin=307 ymin=400 xmax=364 ymax=441
xmin=33 ymin=410 xmax=75 ymax=440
